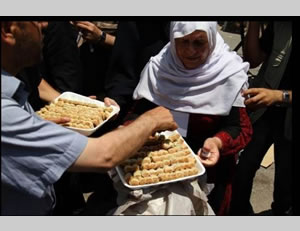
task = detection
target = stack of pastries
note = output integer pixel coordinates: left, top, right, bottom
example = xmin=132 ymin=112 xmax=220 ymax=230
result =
xmin=36 ymin=98 xmax=113 ymax=129
xmin=120 ymin=132 xmax=199 ymax=186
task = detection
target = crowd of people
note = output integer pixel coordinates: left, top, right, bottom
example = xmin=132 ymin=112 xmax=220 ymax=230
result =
xmin=1 ymin=20 xmax=293 ymax=215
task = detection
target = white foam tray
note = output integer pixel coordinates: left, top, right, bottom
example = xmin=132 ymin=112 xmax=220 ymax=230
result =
xmin=116 ymin=130 xmax=206 ymax=190
xmin=55 ymin=91 xmax=120 ymax=136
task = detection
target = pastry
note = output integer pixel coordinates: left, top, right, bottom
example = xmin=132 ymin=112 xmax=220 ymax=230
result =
xmin=123 ymin=133 xmax=200 ymax=186
xmin=36 ymin=97 xmax=113 ymax=129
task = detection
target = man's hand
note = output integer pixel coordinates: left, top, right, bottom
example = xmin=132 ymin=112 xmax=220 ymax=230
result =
xmin=104 ymin=97 xmax=120 ymax=120
xmin=142 ymin=106 xmax=178 ymax=133
xmin=242 ymin=88 xmax=282 ymax=111
xmin=72 ymin=21 xmax=102 ymax=43
xmin=44 ymin=117 xmax=71 ymax=124
xmin=104 ymin=97 xmax=120 ymax=109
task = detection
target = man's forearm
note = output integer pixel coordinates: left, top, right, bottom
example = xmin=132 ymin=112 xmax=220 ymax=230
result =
xmin=38 ymin=78 xmax=61 ymax=103
xmin=104 ymin=33 xmax=115 ymax=46
xmin=98 ymin=113 xmax=157 ymax=167
xmin=70 ymin=113 xmax=158 ymax=172
xmin=69 ymin=106 xmax=177 ymax=172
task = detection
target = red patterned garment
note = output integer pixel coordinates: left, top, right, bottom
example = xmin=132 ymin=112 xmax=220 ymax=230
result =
xmin=187 ymin=107 xmax=253 ymax=215
xmin=124 ymin=99 xmax=253 ymax=215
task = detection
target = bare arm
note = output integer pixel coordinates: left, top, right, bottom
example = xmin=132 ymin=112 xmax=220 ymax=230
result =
xmin=69 ymin=106 xmax=178 ymax=172
xmin=38 ymin=78 xmax=61 ymax=103
xmin=243 ymin=22 xmax=267 ymax=68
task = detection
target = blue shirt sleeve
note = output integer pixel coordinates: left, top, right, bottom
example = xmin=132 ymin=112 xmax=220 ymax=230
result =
xmin=1 ymin=97 xmax=89 ymax=198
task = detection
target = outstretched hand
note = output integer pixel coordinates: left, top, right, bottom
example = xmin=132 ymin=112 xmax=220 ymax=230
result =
xmin=197 ymin=137 xmax=221 ymax=167
xmin=143 ymin=106 xmax=178 ymax=133
xmin=242 ymin=88 xmax=282 ymax=111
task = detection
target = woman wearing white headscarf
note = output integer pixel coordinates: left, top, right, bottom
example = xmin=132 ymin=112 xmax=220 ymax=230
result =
xmin=127 ymin=22 xmax=253 ymax=215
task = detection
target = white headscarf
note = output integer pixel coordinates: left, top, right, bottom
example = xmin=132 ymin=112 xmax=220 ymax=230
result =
xmin=133 ymin=21 xmax=249 ymax=115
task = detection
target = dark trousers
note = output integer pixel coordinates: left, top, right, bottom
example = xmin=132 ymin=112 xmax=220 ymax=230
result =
xmin=230 ymin=108 xmax=293 ymax=215
xmin=53 ymin=172 xmax=86 ymax=215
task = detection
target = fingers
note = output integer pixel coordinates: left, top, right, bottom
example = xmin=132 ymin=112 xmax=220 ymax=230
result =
xmin=198 ymin=148 xmax=211 ymax=158
xmin=46 ymin=117 xmax=71 ymax=124
xmin=148 ymin=106 xmax=178 ymax=132
xmin=198 ymin=153 xmax=218 ymax=167
xmin=242 ymin=88 xmax=261 ymax=98
xmin=103 ymin=97 xmax=111 ymax=106
xmin=243 ymin=88 xmax=273 ymax=109
xmin=59 ymin=117 xmax=71 ymax=123
xmin=73 ymin=21 xmax=94 ymax=30
xmin=243 ymin=88 xmax=264 ymax=106
xmin=104 ymin=97 xmax=120 ymax=109
xmin=167 ymin=121 xmax=178 ymax=131
xmin=197 ymin=140 xmax=220 ymax=167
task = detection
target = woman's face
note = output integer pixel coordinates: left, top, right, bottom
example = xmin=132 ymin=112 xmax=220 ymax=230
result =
xmin=175 ymin=30 xmax=210 ymax=69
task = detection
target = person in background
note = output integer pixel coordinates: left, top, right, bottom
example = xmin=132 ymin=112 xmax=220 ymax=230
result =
xmin=1 ymin=21 xmax=178 ymax=215
xmin=71 ymin=21 xmax=117 ymax=102
xmin=105 ymin=21 xmax=170 ymax=125
xmin=72 ymin=21 xmax=116 ymax=47
xmin=41 ymin=21 xmax=84 ymax=94
xmin=230 ymin=21 xmax=292 ymax=215
xmin=73 ymin=21 xmax=171 ymax=215
xmin=126 ymin=21 xmax=253 ymax=215
xmin=67 ymin=21 xmax=119 ymax=215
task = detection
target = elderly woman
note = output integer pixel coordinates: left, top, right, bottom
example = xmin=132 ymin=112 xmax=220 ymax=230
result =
xmin=125 ymin=21 xmax=253 ymax=215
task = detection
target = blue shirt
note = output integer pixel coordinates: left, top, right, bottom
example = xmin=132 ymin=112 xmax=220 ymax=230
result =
xmin=1 ymin=70 xmax=88 ymax=215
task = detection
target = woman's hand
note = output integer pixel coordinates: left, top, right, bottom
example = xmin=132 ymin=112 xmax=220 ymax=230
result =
xmin=197 ymin=137 xmax=222 ymax=167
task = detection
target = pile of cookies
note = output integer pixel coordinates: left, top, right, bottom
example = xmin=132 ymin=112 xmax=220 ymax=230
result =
xmin=36 ymin=98 xmax=113 ymax=129
xmin=120 ymin=132 xmax=199 ymax=186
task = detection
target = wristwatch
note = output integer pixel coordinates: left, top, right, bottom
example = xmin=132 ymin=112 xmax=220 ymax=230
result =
xmin=98 ymin=31 xmax=106 ymax=43
xmin=282 ymin=90 xmax=290 ymax=104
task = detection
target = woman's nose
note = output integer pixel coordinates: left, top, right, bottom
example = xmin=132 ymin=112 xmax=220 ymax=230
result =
xmin=185 ymin=43 xmax=197 ymax=55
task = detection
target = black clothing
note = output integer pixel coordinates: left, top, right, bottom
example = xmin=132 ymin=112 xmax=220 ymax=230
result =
xmin=41 ymin=21 xmax=86 ymax=215
xmin=230 ymin=22 xmax=292 ymax=215
xmin=80 ymin=22 xmax=171 ymax=214
xmin=105 ymin=21 xmax=170 ymax=123
xmin=41 ymin=21 xmax=83 ymax=94
xmin=79 ymin=40 xmax=113 ymax=100
xmin=16 ymin=66 xmax=44 ymax=111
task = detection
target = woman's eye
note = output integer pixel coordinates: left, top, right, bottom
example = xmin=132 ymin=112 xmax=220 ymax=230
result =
xmin=180 ymin=40 xmax=189 ymax=46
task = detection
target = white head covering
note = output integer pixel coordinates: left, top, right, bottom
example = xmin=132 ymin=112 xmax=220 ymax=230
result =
xmin=133 ymin=21 xmax=249 ymax=115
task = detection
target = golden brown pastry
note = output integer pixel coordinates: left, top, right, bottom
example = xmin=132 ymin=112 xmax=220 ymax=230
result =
xmin=36 ymin=97 xmax=113 ymax=129
xmin=123 ymin=132 xmax=201 ymax=186
xmin=129 ymin=177 xmax=140 ymax=186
